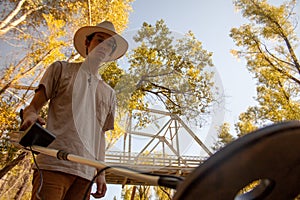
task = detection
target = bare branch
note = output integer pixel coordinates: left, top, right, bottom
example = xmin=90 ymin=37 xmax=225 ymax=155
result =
xmin=0 ymin=2 xmax=44 ymax=36
xmin=0 ymin=0 xmax=26 ymax=29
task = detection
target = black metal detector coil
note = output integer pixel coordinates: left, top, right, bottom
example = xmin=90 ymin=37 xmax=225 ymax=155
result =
xmin=173 ymin=120 xmax=300 ymax=200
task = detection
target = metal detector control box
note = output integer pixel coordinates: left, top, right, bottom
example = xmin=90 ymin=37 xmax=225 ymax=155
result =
xmin=19 ymin=123 xmax=56 ymax=147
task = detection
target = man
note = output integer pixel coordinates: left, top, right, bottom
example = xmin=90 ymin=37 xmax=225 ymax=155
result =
xmin=20 ymin=21 xmax=128 ymax=200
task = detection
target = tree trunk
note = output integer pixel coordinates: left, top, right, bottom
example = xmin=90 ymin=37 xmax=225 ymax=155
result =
xmin=14 ymin=157 xmax=32 ymax=200
xmin=130 ymin=186 xmax=136 ymax=200
xmin=0 ymin=151 xmax=27 ymax=179
xmin=14 ymin=169 xmax=31 ymax=200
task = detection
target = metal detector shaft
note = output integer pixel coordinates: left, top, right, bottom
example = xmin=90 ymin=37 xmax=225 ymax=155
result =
xmin=31 ymin=145 xmax=181 ymax=189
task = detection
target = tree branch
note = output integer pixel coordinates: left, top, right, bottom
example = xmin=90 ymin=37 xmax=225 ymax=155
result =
xmin=0 ymin=2 xmax=44 ymax=36
xmin=0 ymin=0 xmax=26 ymax=29
xmin=0 ymin=151 xmax=28 ymax=179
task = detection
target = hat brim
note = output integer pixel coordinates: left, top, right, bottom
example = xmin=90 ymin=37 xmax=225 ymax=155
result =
xmin=74 ymin=26 xmax=128 ymax=62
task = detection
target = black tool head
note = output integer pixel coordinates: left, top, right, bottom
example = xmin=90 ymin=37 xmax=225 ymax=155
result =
xmin=174 ymin=121 xmax=300 ymax=200
xmin=19 ymin=123 xmax=56 ymax=148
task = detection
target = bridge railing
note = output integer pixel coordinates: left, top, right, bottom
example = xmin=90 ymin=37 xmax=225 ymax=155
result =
xmin=105 ymin=151 xmax=206 ymax=169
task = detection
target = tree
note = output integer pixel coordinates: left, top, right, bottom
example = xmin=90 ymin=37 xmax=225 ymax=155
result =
xmin=0 ymin=153 xmax=32 ymax=199
xmin=0 ymin=1 xmax=134 ymax=199
xmin=116 ymin=19 xmax=217 ymax=128
xmin=153 ymin=186 xmax=173 ymax=200
xmin=1 ymin=6 xmax=218 ymax=200
xmin=1 ymin=0 xmax=133 ymax=96
xmin=230 ymin=0 xmax=300 ymax=135
xmin=0 ymin=0 xmax=134 ymax=136
xmin=212 ymin=123 xmax=235 ymax=151
xmin=122 ymin=185 xmax=151 ymax=200
xmin=109 ymin=19 xmax=218 ymax=199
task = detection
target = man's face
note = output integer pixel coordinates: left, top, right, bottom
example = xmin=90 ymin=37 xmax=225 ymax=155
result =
xmin=86 ymin=32 xmax=116 ymax=59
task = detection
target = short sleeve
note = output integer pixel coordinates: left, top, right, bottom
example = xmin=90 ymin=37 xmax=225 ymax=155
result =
xmin=38 ymin=61 xmax=62 ymax=100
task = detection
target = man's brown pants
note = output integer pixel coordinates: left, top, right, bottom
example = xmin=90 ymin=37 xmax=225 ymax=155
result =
xmin=31 ymin=170 xmax=91 ymax=200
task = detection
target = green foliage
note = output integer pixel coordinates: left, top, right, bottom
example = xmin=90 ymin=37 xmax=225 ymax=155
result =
xmin=235 ymin=107 xmax=259 ymax=136
xmin=0 ymin=95 xmax=20 ymax=165
xmin=122 ymin=185 xmax=151 ymax=200
xmin=125 ymin=20 xmax=216 ymax=126
xmin=230 ymin=0 xmax=300 ymax=135
xmin=154 ymin=186 xmax=173 ymax=200
xmin=100 ymin=62 xmax=125 ymax=89
xmin=212 ymin=123 xmax=235 ymax=151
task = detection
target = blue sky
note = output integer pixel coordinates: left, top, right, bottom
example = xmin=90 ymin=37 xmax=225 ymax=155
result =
xmin=96 ymin=0 xmax=300 ymax=199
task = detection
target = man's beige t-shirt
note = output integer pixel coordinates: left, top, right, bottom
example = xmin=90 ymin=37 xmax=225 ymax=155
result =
xmin=35 ymin=61 xmax=116 ymax=180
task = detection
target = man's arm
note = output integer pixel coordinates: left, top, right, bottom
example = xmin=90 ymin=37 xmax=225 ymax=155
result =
xmin=20 ymin=86 xmax=48 ymax=131
xmin=92 ymin=92 xmax=114 ymax=198
xmin=92 ymin=130 xmax=107 ymax=198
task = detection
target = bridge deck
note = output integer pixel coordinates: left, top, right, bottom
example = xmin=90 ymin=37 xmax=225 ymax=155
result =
xmin=105 ymin=151 xmax=206 ymax=185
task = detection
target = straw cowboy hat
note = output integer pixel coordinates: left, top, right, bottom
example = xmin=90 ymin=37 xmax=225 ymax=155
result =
xmin=74 ymin=21 xmax=128 ymax=61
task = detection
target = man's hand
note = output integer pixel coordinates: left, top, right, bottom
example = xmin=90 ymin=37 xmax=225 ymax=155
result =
xmin=91 ymin=174 xmax=107 ymax=198
xmin=20 ymin=111 xmax=45 ymax=131
xmin=20 ymin=87 xmax=47 ymax=131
